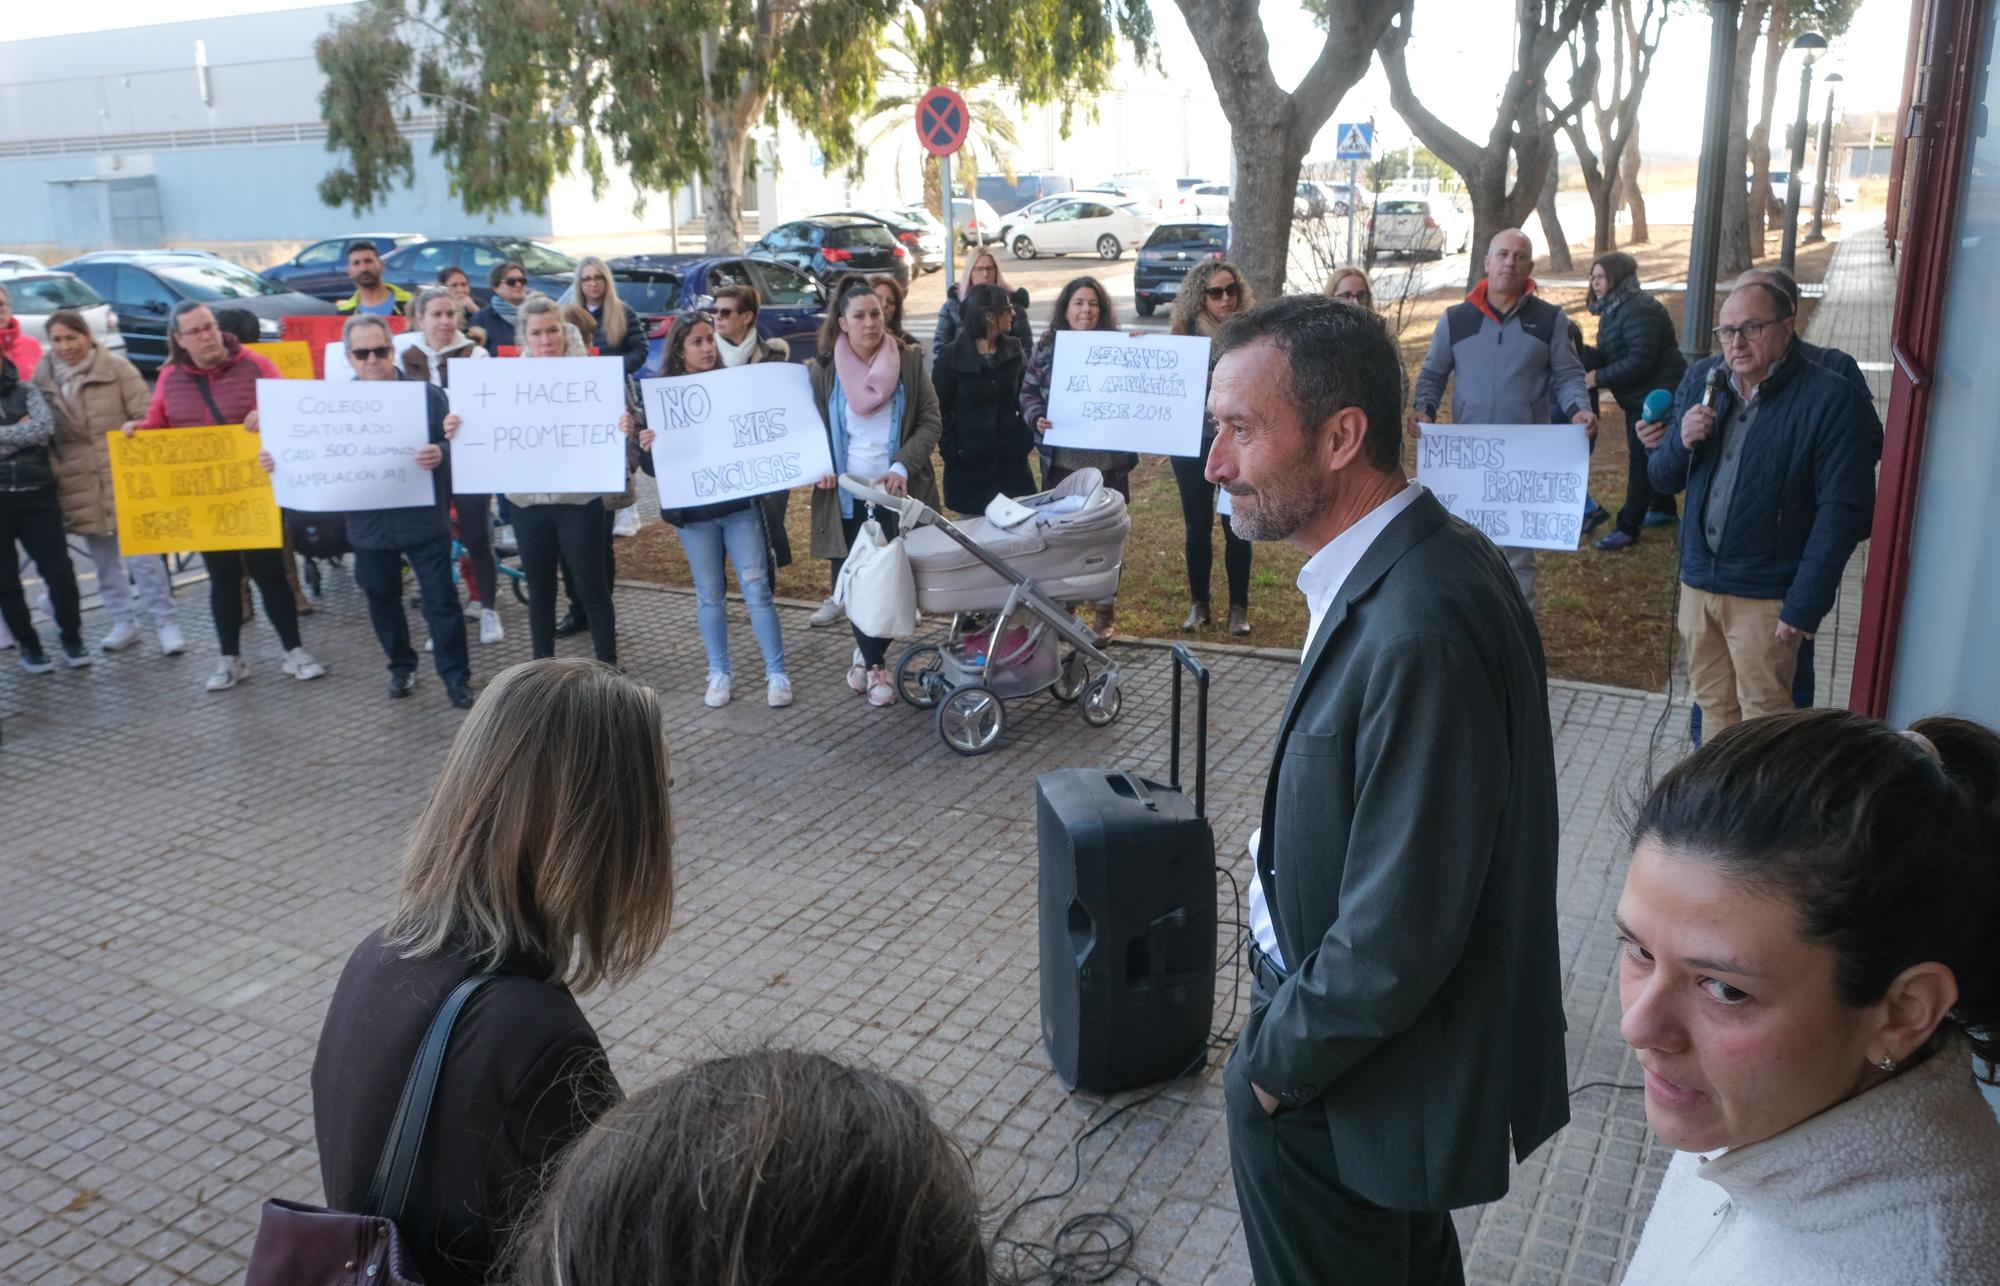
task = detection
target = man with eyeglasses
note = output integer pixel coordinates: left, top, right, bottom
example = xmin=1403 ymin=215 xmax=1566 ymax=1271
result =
xmin=252 ymin=316 xmax=473 ymax=708
xmin=469 ymin=261 xmax=529 ymax=351
xmin=1411 ymin=228 xmax=1594 ymax=612
xmin=1642 ymin=281 xmax=1878 ymax=734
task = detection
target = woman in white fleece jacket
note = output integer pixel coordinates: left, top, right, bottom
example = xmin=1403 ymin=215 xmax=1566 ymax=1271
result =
xmin=1616 ymin=709 xmax=2000 ymax=1285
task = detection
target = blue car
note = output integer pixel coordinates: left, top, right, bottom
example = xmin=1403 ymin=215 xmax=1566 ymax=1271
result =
xmin=608 ymin=253 xmax=828 ymax=376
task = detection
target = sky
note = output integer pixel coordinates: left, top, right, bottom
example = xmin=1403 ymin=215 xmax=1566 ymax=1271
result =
xmin=3 ymin=0 xmax=1914 ymax=163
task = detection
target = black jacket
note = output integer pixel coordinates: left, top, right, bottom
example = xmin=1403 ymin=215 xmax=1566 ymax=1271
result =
xmin=933 ymin=333 xmax=1035 ymax=515
xmin=313 ymin=929 xmax=620 ymax=1286
xmin=934 ymin=286 xmax=1034 ymax=351
xmin=346 ymin=373 xmax=454 ymax=551
xmin=582 ymin=300 xmax=648 ymax=375
xmin=1587 ymin=291 xmax=1688 ymax=416
xmin=467 ymin=305 xmax=516 ymax=352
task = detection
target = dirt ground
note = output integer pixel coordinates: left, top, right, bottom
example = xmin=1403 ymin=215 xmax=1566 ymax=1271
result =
xmin=617 ymin=224 xmax=1838 ymax=692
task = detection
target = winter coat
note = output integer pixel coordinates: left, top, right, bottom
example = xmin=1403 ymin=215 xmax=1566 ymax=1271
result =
xmin=0 ymin=379 xmax=57 ymax=493
xmin=1414 ymin=282 xmax=1590 ymax=425
xmin=1621 ymin=1038 xmax=2000 ymax=1286
xmin=806 ymin=345 xmax=942 ymax=559
xmin=345 ymin=372 xmax=454 ymax=552
xmin=934 ymin=286 xmax=1033 ymax=351
xmin=580 ymin=299 xmax=648 ymax=375
xmin=1648 ymin=344 xmax=1880 ymax=633
xmin=468 ymin=304 xmax=516 ymax=351
xmin=137 ymin=335 xmax=281 ymax=428
xmin=1021 ymin=329 xmax=1139 ymax=482
xmin=336 ymin=282 xmax=414 ymax=315
xmin=31 ymin=347 xmax=151 ymax=536
xmin=404 ymin=334 xmax=488 ymax=387
xmin=933 ymin=332 xmax=1035 ymax=515
xmin=0 ymin=320 xmax=43 ymax=381
xmin=1587 ymin=287 xmax=1687 ymax=417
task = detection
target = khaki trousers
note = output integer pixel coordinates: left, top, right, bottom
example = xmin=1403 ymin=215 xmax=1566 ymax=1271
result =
xmin=1678 ymin=586 xmax=1801 ymax=733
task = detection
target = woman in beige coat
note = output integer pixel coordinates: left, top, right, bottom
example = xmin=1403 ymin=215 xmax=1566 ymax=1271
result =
xmin=32 ymin=309 xmax=186 ymax=655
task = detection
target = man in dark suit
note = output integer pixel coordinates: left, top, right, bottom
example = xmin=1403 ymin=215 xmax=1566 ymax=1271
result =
xmin=1205 ymin=296 xmax=1570 ymax=1284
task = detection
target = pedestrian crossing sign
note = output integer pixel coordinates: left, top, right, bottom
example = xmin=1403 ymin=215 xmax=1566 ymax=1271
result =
xmin=1336 ymin=123 xmax=1374 ymax=161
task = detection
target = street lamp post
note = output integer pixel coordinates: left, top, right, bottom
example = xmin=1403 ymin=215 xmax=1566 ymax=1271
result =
xmin=1780 ymin=31 xmax=1828 ymax=272
xmin=1809 ymin=72 xmax=1844 ymax=242
xmin=1682 ymin=0 xmax=1742 ymax=363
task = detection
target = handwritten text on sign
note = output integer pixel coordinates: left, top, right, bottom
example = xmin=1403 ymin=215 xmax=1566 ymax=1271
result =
xmin=640 ymin=362 xmax=833 ymax=508
xmin=256 ymin=380 xmax=434 ymax=513
xmin=1415 ymin=423 xmax=1591 ymax=552
xmin=107 ymin=427 xmax=282 ymax=556
xmin=446 ymin=356 xmax=628 ymax=494
xmin=246 ymin=341 xmax=315 ymax=380
xmin=1043 ymin=331 xmax=1210 ymax=458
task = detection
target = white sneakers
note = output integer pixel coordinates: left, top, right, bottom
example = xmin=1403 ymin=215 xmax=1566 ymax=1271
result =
xmin=612 ymin=505 xmax=643 ymax=538
xmin=479 ymin=608 xmax=504 ymax=644
xmin=206 ymin=656 xmax=249 ymax=691
xmin=158 ymin=623 xmax=187 ymax=656
xmin=282 ymin=648 xmax=327 ymax=681
xmin=809 ymin=596 xmax=845 ymax=628
xmin=866 ymin=668 xmax=898 ymax=707
xmin=767 ymin=674 xmax=793 ymax=708
xmin=846 ymin=647 xmax=869 ymax=694
xmin=100 ymin=620 xmax=140 ymax=652
xmin=704 ymin=671 xmax=733 ymax=708
xmin=493 ymin=524 xmax=519 ymax=554
xmin=463 ymin=597 xmax=484 ymax=619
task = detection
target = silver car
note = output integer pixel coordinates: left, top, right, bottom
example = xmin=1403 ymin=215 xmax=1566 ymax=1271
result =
xmin=0 ymin=270 xmax=127 ymax=355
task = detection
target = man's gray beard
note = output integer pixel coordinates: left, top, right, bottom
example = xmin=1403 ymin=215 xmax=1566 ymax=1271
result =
xmin=1225 ymin=474 xmax=1328 ymax=542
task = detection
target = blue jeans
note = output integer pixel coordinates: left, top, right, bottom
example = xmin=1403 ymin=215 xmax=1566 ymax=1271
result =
xmin=677 ymin=505 xmax=786 ymax=678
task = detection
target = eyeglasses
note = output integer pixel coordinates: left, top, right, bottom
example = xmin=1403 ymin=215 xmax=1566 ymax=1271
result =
xmin=713 ymin=306 xmax=745 ymax=318
xmin=1332 ymin=290 xmax=1372 ymax=304
xmin=1713 ymin=318 xmax=1783 ymax=344
xmin=500 ymin=277 xmax=526 ymax=288
xmin=579 ymin=273 xmax=606 ymax=283
xmin=1205 ymin=283 xmax=1242 ymax=301
xmin=348 ymin=345 xmax=394 ymax=361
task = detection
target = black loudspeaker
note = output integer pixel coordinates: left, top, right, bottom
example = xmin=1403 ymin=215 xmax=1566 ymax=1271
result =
xmin=1037 ymin=646 xmax=1216 ymax=1093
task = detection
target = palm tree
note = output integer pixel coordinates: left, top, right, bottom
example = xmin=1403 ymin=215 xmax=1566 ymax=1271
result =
xmin=852 ymin=5 xmax=1021 ymax=219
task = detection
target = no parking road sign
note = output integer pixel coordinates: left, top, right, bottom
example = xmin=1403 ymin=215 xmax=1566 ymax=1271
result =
xmin=916 ymin=85 xmax=969 ymax=157
xmin=1335 ymin=122 xmax=1374 ymax=161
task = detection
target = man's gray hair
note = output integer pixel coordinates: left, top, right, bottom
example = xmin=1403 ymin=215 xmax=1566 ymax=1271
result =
xmin=343 ymin=314 xmax=394 ymax=348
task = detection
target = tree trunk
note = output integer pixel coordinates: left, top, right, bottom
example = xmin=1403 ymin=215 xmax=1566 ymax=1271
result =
xmin=1717 ymin=0 xmax=1769 ymax=276
xmin=1538 ymin=147 xmax=1573 ymax=272
xmin=703 ymin=112 xmax=751 ymax=251
xmin=1747 ymin=0 xmax=1789 ymax=251
xmin=1229 ymin=119 xmax=1311 ymax=299
xmin=1623 ymin=121 xmax=1650 ymax=243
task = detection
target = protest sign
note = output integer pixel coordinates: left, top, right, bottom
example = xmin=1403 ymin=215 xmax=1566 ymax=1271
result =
xmin=256 ymin=380 xmax=435 ymax=513
xmin=1043 ymin=331 xmax=1210 ymax=458
xmin=1414 ymin=423 xmax=1590 ymax=552
xmin=321 ymin=341 xmax=357 ymax=382
xmin=282 ymin=315 xmax=405 ymax=377
xmin=640 ymin=363 xmax=833 ymax=508
xmin=246 ymin=341 xmax=315 ymax=380
xmin=108 ymin=427 xmax=282 ymax=556
xmin=446 ymin=356 xmax=629 ymax=494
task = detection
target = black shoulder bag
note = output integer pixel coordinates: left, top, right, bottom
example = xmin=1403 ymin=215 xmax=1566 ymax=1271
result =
xmin=244 ymin=974 xmax=496 ymax=1286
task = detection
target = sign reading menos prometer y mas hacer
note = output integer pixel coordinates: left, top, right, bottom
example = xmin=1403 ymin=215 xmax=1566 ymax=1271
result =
xmin=107 ymin=427 xmax=282 ymax=556
xmin=446 ymin=356 xmax=629 ymax=494
xmin=640 ymin=362 xmax=834 ymax=509
xmin=1415 ymin=423 xmax=1591 ymax=552
xmin=1043 ymin=331 xmax=1211 ymax=458
xmin=256 ymin=380 xmax=435 ymax=513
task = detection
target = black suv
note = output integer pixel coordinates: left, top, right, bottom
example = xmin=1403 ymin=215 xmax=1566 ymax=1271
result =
xmin=1132 ymin=221 xmax=1229 ymax=317
xmin=58 ymin=251 xmax=337 ymax=373
xmin=751 ymin=216 xmax=910 ymax=288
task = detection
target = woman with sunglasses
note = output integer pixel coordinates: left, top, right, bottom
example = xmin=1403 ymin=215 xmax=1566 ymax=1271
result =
xmin=934 ymin=248 xmax=1033 ymax=351
xmin=626 ymin=311 xmax=791 ymax=709
xmin=470 ymin=261 xmax=529 ymax=351
xmin=1323 ymin=266 xmax=1375 ymax=309
xmin=1168 ymin=259 xmax=1256 ymax=635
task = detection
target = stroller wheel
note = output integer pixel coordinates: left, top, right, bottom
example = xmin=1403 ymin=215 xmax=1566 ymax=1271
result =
xmin=1051 ymin=649 xmax=1088 ymax=704
xmin=896 ymin=644 xmax=946 ymax=709
xmin=1079 ymin=674 xmax=1121 ymax=728
xmin=937 ymin=685 xmax=1005 ymax=756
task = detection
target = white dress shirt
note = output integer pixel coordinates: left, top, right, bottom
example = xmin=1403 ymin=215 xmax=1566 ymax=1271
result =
xmin=1249 ymin=481 xmax=1423 ymax=969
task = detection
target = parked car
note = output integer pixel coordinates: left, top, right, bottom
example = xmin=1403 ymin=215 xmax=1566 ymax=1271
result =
xmin=1764 ymin=170 xmax=1841 ymax=217
xmin=1175 ymin=177 xmax=1218 ymax=191
xmin=378 ymin=236 xmax=577 ymax=303
xmin=1365 ymin=196 xmax=1472 ymax=260
xmin=0 ymin=254 xmax=49 ymax=274
xmin=263 ymin=232 xmax=427 ymax=300
xmin=1174 ymin=183 xmax=1232 ymax=218
xmin=1082 ymin=175 xmax=1175 ymax=211
xmin=1296 ymin=180 xmax=1355 ymax=219
xmin=750 ymin=215 xmax=910 ymax=288
xmin=58 ymin=251 xmax=337 ymax=373
xmin=949 ymin=196 xmax=1007 ymax=248
xmin=973 ymin=173 xmax=1073 ymax=215
xmin=606 ymin=253 xmax=827 ymax=376
xmin=814 ymin=209 xmax=947 ymax=274
xmin=1133 ymin=220 xmax=1229 ymax=317
xmin=0 ymin=270 xmax=127 ymax=356
xmin=1000 ymin=197 xmax=1156 ymax=262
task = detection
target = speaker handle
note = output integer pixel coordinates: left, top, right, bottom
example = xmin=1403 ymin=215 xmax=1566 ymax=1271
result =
xmin=1168 ymin=644 xmax=1209 ymax=819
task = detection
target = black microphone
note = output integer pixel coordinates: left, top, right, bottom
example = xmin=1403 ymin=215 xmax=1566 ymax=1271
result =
xmin=1700 ymin=365 xmax=1727 ymax=412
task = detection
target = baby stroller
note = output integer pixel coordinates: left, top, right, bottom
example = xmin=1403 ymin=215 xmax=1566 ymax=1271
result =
xmin=838 ymin=467 xmax=1131 ymax=756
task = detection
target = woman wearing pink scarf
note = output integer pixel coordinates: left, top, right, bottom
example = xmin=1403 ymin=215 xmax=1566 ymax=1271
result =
xmin=807 ymin=281 xmax=942 ymax=706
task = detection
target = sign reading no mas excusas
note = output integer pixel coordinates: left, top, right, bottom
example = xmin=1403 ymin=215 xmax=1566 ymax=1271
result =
xmin=446 ymin=356 xmax=630 ymax=494
xmin=1414 ymin=423 xmax=1591 ymax=552
xmin=639 ymin=363 xmax=834 ymax=509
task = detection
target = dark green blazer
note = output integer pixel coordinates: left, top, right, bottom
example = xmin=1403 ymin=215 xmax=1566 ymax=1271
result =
xmin=1237 ymin=488 xmax=1569 ymax=1211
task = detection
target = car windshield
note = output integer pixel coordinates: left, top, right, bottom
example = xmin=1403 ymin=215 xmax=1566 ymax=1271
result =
xmin=152 ymin=261 xmax=288 ymax=300
xmin=2 ymin=274 xmax=102 ymax=311
xmin=494 ymin=241 xmax=577 ymax=275
xmin=1145 ymin=224 xmax=1227 ymax=250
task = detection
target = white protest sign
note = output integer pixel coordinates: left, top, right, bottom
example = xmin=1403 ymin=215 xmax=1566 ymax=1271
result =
xmin=323 ymin=341 xmax=356 ymax=382
xmin=1043 ymin=330 xmax=1210 ymax=458
xmin=1415 ymin=423 xmax=1590 ymax=551
xmin=255 ymin=379 xmax=434 ymax=512
xmin=640 ymin=362 xmax=833 ymax=508
xmin=446 ymin=356 xmax=629 ymax=494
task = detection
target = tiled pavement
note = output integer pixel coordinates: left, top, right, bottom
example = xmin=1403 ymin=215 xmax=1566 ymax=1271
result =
xmin=0 ymin=225 xmax=1894 ymax=1285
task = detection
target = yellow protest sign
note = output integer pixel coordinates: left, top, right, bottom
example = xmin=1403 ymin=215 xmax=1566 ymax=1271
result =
xmin=247 ymin=341 xmax=315 ymax=380
xmin=108 ymin=427 xmax=283 ymax=556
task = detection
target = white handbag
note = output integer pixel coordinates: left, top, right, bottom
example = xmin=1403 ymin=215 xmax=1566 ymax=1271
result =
xmin=834 ymin=509 xmax=919 ymax=639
